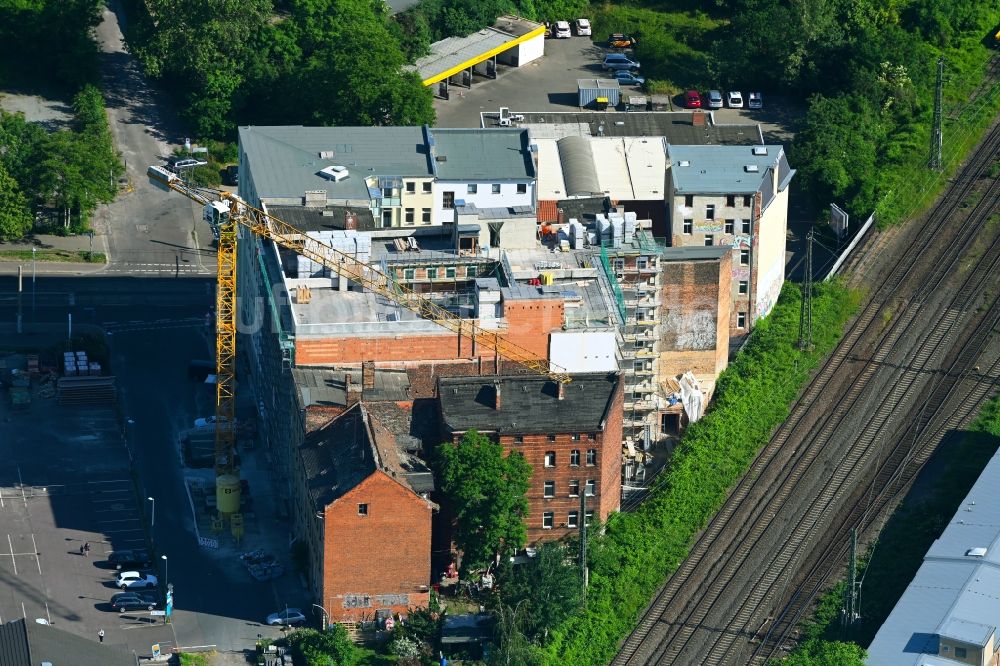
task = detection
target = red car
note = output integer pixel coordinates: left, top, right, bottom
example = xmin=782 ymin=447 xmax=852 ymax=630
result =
xmin=684 ymin=90 xmax=702 ymax=109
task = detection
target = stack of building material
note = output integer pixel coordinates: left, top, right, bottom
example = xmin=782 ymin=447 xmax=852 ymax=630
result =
xmin=56 ymin=375 xmax=117 ymax=405
xmin=297 ymin=230 xmax=373 ymax=277
xmin=63 ymin=350 xmax=95 ymax=376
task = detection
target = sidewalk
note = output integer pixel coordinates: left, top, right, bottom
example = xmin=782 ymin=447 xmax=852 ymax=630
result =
xmin=0 ymin=232 xmax=109 ymax=276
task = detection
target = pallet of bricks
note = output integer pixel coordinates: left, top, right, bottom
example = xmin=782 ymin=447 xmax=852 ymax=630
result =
xmin=57 ymin=350 xmax=116 ymax=405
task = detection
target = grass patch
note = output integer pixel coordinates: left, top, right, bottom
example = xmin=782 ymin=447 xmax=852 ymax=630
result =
xmin=0 ymin=249 xmax=105 ymax=263
xmin=178 ymin=653 xmax=211 ymax=666
xmin=542 ymin=281 xmax=861 ymax=665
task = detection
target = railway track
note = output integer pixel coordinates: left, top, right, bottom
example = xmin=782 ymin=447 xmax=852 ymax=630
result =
xmin=612 ymin=122 xmax=1000 ymax=666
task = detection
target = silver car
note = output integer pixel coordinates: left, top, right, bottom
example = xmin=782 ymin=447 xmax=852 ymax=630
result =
xmin=707 ymin=90 xmax=723 ymax=109
xmin=266 ymin=608 xmax=306 ymax=626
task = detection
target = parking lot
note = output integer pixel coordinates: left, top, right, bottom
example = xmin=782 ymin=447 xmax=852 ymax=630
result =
xmin=433 ymin=34 xmax=799 ymax=142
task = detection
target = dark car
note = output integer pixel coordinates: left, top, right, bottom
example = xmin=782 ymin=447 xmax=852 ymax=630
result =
xmin=111 ymin=591 xmax=160 ymax=613
xmin=224 ymin=164 xmax=238 ymax=186
xmin=107 ymin=549 xmax=152 ymax=570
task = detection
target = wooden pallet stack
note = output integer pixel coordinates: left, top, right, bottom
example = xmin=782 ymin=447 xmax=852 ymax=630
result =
xmin=56 ymin=375 xmax=117 ymax=405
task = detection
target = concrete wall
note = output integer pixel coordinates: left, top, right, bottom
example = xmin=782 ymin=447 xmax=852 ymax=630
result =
xmin=324 ymin=471 xmax=432 ymax=622
xmin=550 ymin=331 xmax=618 ymax=373
xmin=516 ymin=33 xmax=545 ymax=65
xmin=754 ymin=186 xmax=789 ymax=321
xmin=433 ymin=181 xmax=534 ymax=223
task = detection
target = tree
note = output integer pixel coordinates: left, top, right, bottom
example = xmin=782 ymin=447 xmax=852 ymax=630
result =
xmin=496 ymin=541 xmax=582 ymax=642
xmin=488 ymin=602 xmax=545 ymax=666
xmin=436 ymin=430 xmax=531 ymax=571
xmin=780 ymin=639 xmax=867 ymax=666
xmin=0 ymin=163 xmax=33 ymax=241
xmin=284 ymin=625 xmax=360 ymax=666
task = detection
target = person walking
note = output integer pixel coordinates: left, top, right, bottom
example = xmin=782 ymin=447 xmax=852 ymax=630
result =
xmin=98 ymin=629 xmax=105 ymax=643
xmin=83 ymin=542 xmax=90 ymax=556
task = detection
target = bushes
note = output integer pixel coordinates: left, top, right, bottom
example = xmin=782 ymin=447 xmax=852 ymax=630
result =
xmin=541 ymin=281 xmax=860 ymax=665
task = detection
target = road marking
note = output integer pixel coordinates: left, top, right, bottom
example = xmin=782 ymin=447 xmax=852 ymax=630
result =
xmin=30 ymin=535 xmax=40 ymax=575
xmin=87 ymin=480 xmax=132 ymax=485
xmin=16 ymin=467 xmax=25 ymax=509
xmin=8 ymin=536 xmax=15 ymax=575
xmin=98 ymin=518 xmax=140 ymax=523
xmin=20 ymin=603 xmax=25 ymax=619
xmin=103 ymin=529 xmax=144 ymax=534
xmin=45 ymin=603 xmax=50 ymax=624
xmin=92 ymin=496 xmax=130 ymax=502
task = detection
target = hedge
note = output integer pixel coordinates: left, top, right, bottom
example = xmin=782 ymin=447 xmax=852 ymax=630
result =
xmin=542 ymin=280 xmax=861 ymax=665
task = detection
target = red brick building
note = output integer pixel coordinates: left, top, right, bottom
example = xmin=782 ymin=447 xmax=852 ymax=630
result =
xmin=437 ymin=373 xmax=623 ymax=543
xmin=298 ymin=402 xmax=435 ymax=622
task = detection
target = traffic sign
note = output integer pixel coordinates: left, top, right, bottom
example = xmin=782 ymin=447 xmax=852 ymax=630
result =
xmin=152 ymin=643 xmax=161 ymax=658
xmin=150 ymin=610 xmax=166 ymax=616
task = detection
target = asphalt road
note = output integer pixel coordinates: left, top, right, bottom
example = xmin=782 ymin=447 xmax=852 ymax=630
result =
xmin=0 ymin=277 xmax=294 ymax=655
xmin=95 ymin=1 xmax=216 ymax=277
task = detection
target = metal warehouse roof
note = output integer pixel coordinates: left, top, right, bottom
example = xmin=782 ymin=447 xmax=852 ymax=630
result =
xmin=867 ymin=449 xmax=1000 ymax=665
xmin=238 ymin=125 xmax=432 ymax=202
xmin=429 ymin=128 xmax=535 ymax=180
xmin=409 ymin=16 xmax=544 ymax=85
xmin=557 ymin=136 xmax=600 ymax=196
xmin=667 ymin=144 xmax=789 ymax=194
xmin=536 ymin=135 xmax=666 ymax=201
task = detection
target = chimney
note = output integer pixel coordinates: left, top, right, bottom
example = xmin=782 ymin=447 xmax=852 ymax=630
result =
xmin=494 ymin=382 xmax=502 ymax=410
xmin=346 ymin=373 xmax=361 ymax=405
xmin=691 ymin=110 xmax=706 ymax=126
xmin=557 ymin=208 xmax=565 ymax=225
xmin=362 ymin=361 xmax=376 ymax=390
xmin=557 ymin=382 xmax=566 ymax=400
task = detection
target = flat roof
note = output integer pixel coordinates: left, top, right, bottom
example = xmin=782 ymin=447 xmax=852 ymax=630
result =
xmin=438 ymin=372 xmax=620 ymax=435
xmin=409 ymin=16 xmax=545 ymax=85
xmin=577 ymin=78 xmax=622 ymax=91
xmin=536 ymin=136 xmax=666 ymax=200
xmin=239 ymin=125 xmax=432 ymax=202
xmin=867 ymin=449 xmax=1000 ymax=665
xmin=430 ymin=128 xmax=535 ymax=181
xmin=667 ymin=144 xmax=785 ymax=194
xmin=270 ymin=205 xmax=376 ymax=233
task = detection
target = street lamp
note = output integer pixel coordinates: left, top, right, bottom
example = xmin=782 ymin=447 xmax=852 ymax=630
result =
xmin=147 ymin=497 xmax=155 ymax=528
xmin=312 ymin=604 xmax=330 ymax=631
xmin=31 ymin=247 xmax=35 ymax=317
xmin=161 ymin=554 xmax=168 ymax=586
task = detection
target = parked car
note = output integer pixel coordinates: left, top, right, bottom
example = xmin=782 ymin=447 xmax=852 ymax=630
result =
xmin=575 ymin=18 xmax=591 ymax=36
xmin=707 ymin=90 xmax=724 ymax=109
xmin=684 ymin=90 xmax=702 ymax=109
xmin=727 ymin=90 xmax=744 ymax=108
xmin=266 ymin=608 xmax=307 ymax=626
xmin=224 ymin=164 xmax=238 ymax=186
xmin=194 ymin=415 xmax=230 ymax=428
xmin=554 ymin=21 xmax=571 ymax=38
xmin=748 ymin=92 xmax=763 ymax=109
xmin=608 ymin=33 xmax=638 ymax=48
xmin=167 ymin=156 xmax=207 ymax=172
xmin=111 ymin=592 xmax=160 ymax=613
xmin=603 ymin=53 xmax=640 ymax=71
xmin=107 ymin=549 xmax=152 ymax=570
xmin=116 ymin=571 xmax=158 ymax=590
xmin=613 ymin=70 xmax=645 ymax=86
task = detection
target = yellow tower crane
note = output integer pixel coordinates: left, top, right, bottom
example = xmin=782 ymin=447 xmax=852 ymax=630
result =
xmin=148 ymin=165 xmax=570 ymax=502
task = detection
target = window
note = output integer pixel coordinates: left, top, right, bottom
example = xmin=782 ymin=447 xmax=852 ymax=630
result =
xmin=422 ymin=208 xmax=432 ymax=224
xmin=633 ymin=360 xmax=644 ymax=372
xmin=443 ymin=192 xmax=455 ymax=209
xmin=567 ymin=511 xmax=579 ymax=528
xmin=547 ymin=434 xmax=556 ymax=442
xmin=517 ymin=183 xmax=527 ymax=194
xmin=704 ymin=234 xmax=714 ymax=246
xmin=743 ymin=194 xmax=752 ymax=207
xmin=423 ymin=182 xmax=432 ymax=193
xmin=726 ymin=194 xmax=736 ymax=207
xmin=738 ymin=280 xmax=748 ymax=295
xmin=585 ymin=510 xmax=594 ymax=525
xmin=382 ymin=187 xmax=393 ymax=198
xmin=543 ymin=481 xmax=555 ymax=498
xmin=684 ymin=194 xmax=693 ymax=207
xmin=740 ymin=249 xmax=750 ymax=265
xmin=588 ymin=433 xmax=596 ymax=440
xmin=427 ymin=268 xmax=438 ymax=280
xmin=542 ymin=512 xmax=554 ymax=529
xmin=513 ymin=435 xmax=524 ymax=444
xmin=737 ymin=311 xmax=747 ymax=328
xmin=741 ymin=218 xmax=751 ymax=234
xmin=358 ymin=503 xmax=368 ymax=516
xmin=403 ymin=268 xmax=415 ymax=280
xmin=954 ymin=648 xmax=967 ymax=659
xmin=446 ymin=267 xmax=456 ymax=279
xmin=544 ymin=451 xmax=556 ymax=467
xmin=467 ymin=265 xmax=477 ymax=277
xmin=406 ymin=182 xmax=416 ymax=194
xmin=584 ymin=480 xmax=596 ymax=496
xmin=570 ymin=449 xmax=580 ymax=466
xmin=492 ymin=183 xmax=501 ymax=194
xmin=725 ymin=219 xmax=735 ymax=233
xmin=586 ymin=449 xmax=597 ymax=466
xmin=613 ymin=258 xmax=625 ymax=272
xmin=404 ymin=208 xmax=414 ymax=224
xmin=382 ymin=210 xmax=392 ymax=227
xmin=571 ymin=434 xmax=581 ymax=442
xmin=636 ymin=258 xmax=648 ymax=270
xmin=569 ymin=480 xmax=580 ymax=496
xmin=682 ymin=219 xmax=693 ymax=235
xmin=467 ymin=184 xmax=478 ymax=194
xmin=705 ymin=204 xmax=715 ymax=219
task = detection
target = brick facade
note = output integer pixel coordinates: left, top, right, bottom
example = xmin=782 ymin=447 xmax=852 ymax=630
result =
xmin=323 ymin=471 xmax=433 ymax=622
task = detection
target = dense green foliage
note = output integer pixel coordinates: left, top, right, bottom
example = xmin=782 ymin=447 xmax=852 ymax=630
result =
xmin=0 ymin=85 xmax=123 ymax=236
xmin=123 ymin=0 xmax=435 ymax=139
xmin=777 ymin=639 xmax=867 ymax=666
xmin=534 ymin=281 xmax=859 ymax=665
xmin=284 ymin=626 xmax=361 ymax=666
xmin=0 ymin=0 xmax=103 ymax=89
xmin=436 ymin=430 xmax=532 ymax=572
xmin=495 ymin=541 xmax=582 ymax=643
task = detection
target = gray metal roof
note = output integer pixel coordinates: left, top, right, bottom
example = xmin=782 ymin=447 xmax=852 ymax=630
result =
xmin=557 ymin=136 xmax=601 ymax=196
xmin=239 ymin=125 xmax=432 ymax=202
xmin=429 ymin=128 xmax=534 ymax=180
xmin=0 ymin=618 xmax=135 ymax=666
xmin=867 ymin=449 xmax=1000 ymax=665
xmin=500 ymin=111 xmax=761 ymax=146
xmin=270 ymin=205 xmax=376 ymax=232
xmin=577 ymin=78 xmax=622 ymax=91
xmin=410 ymin=31 xmax=511 ymax=82
xmin=667 ymin=144 xmax=787 ymax=194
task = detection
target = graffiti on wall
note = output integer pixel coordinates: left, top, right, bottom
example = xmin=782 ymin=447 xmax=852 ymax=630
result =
xmin=754 ymin=262 xmax=784 ymax=321
xmin=696 ymin=222 xmax=725 ymax=233
xmin=731 ymin=266 xmax=750 ymax=280
xmin=730 ymin=234 xmax=751 ymax=248
xmin=663 ymin=308 xmax=717 ymax=351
